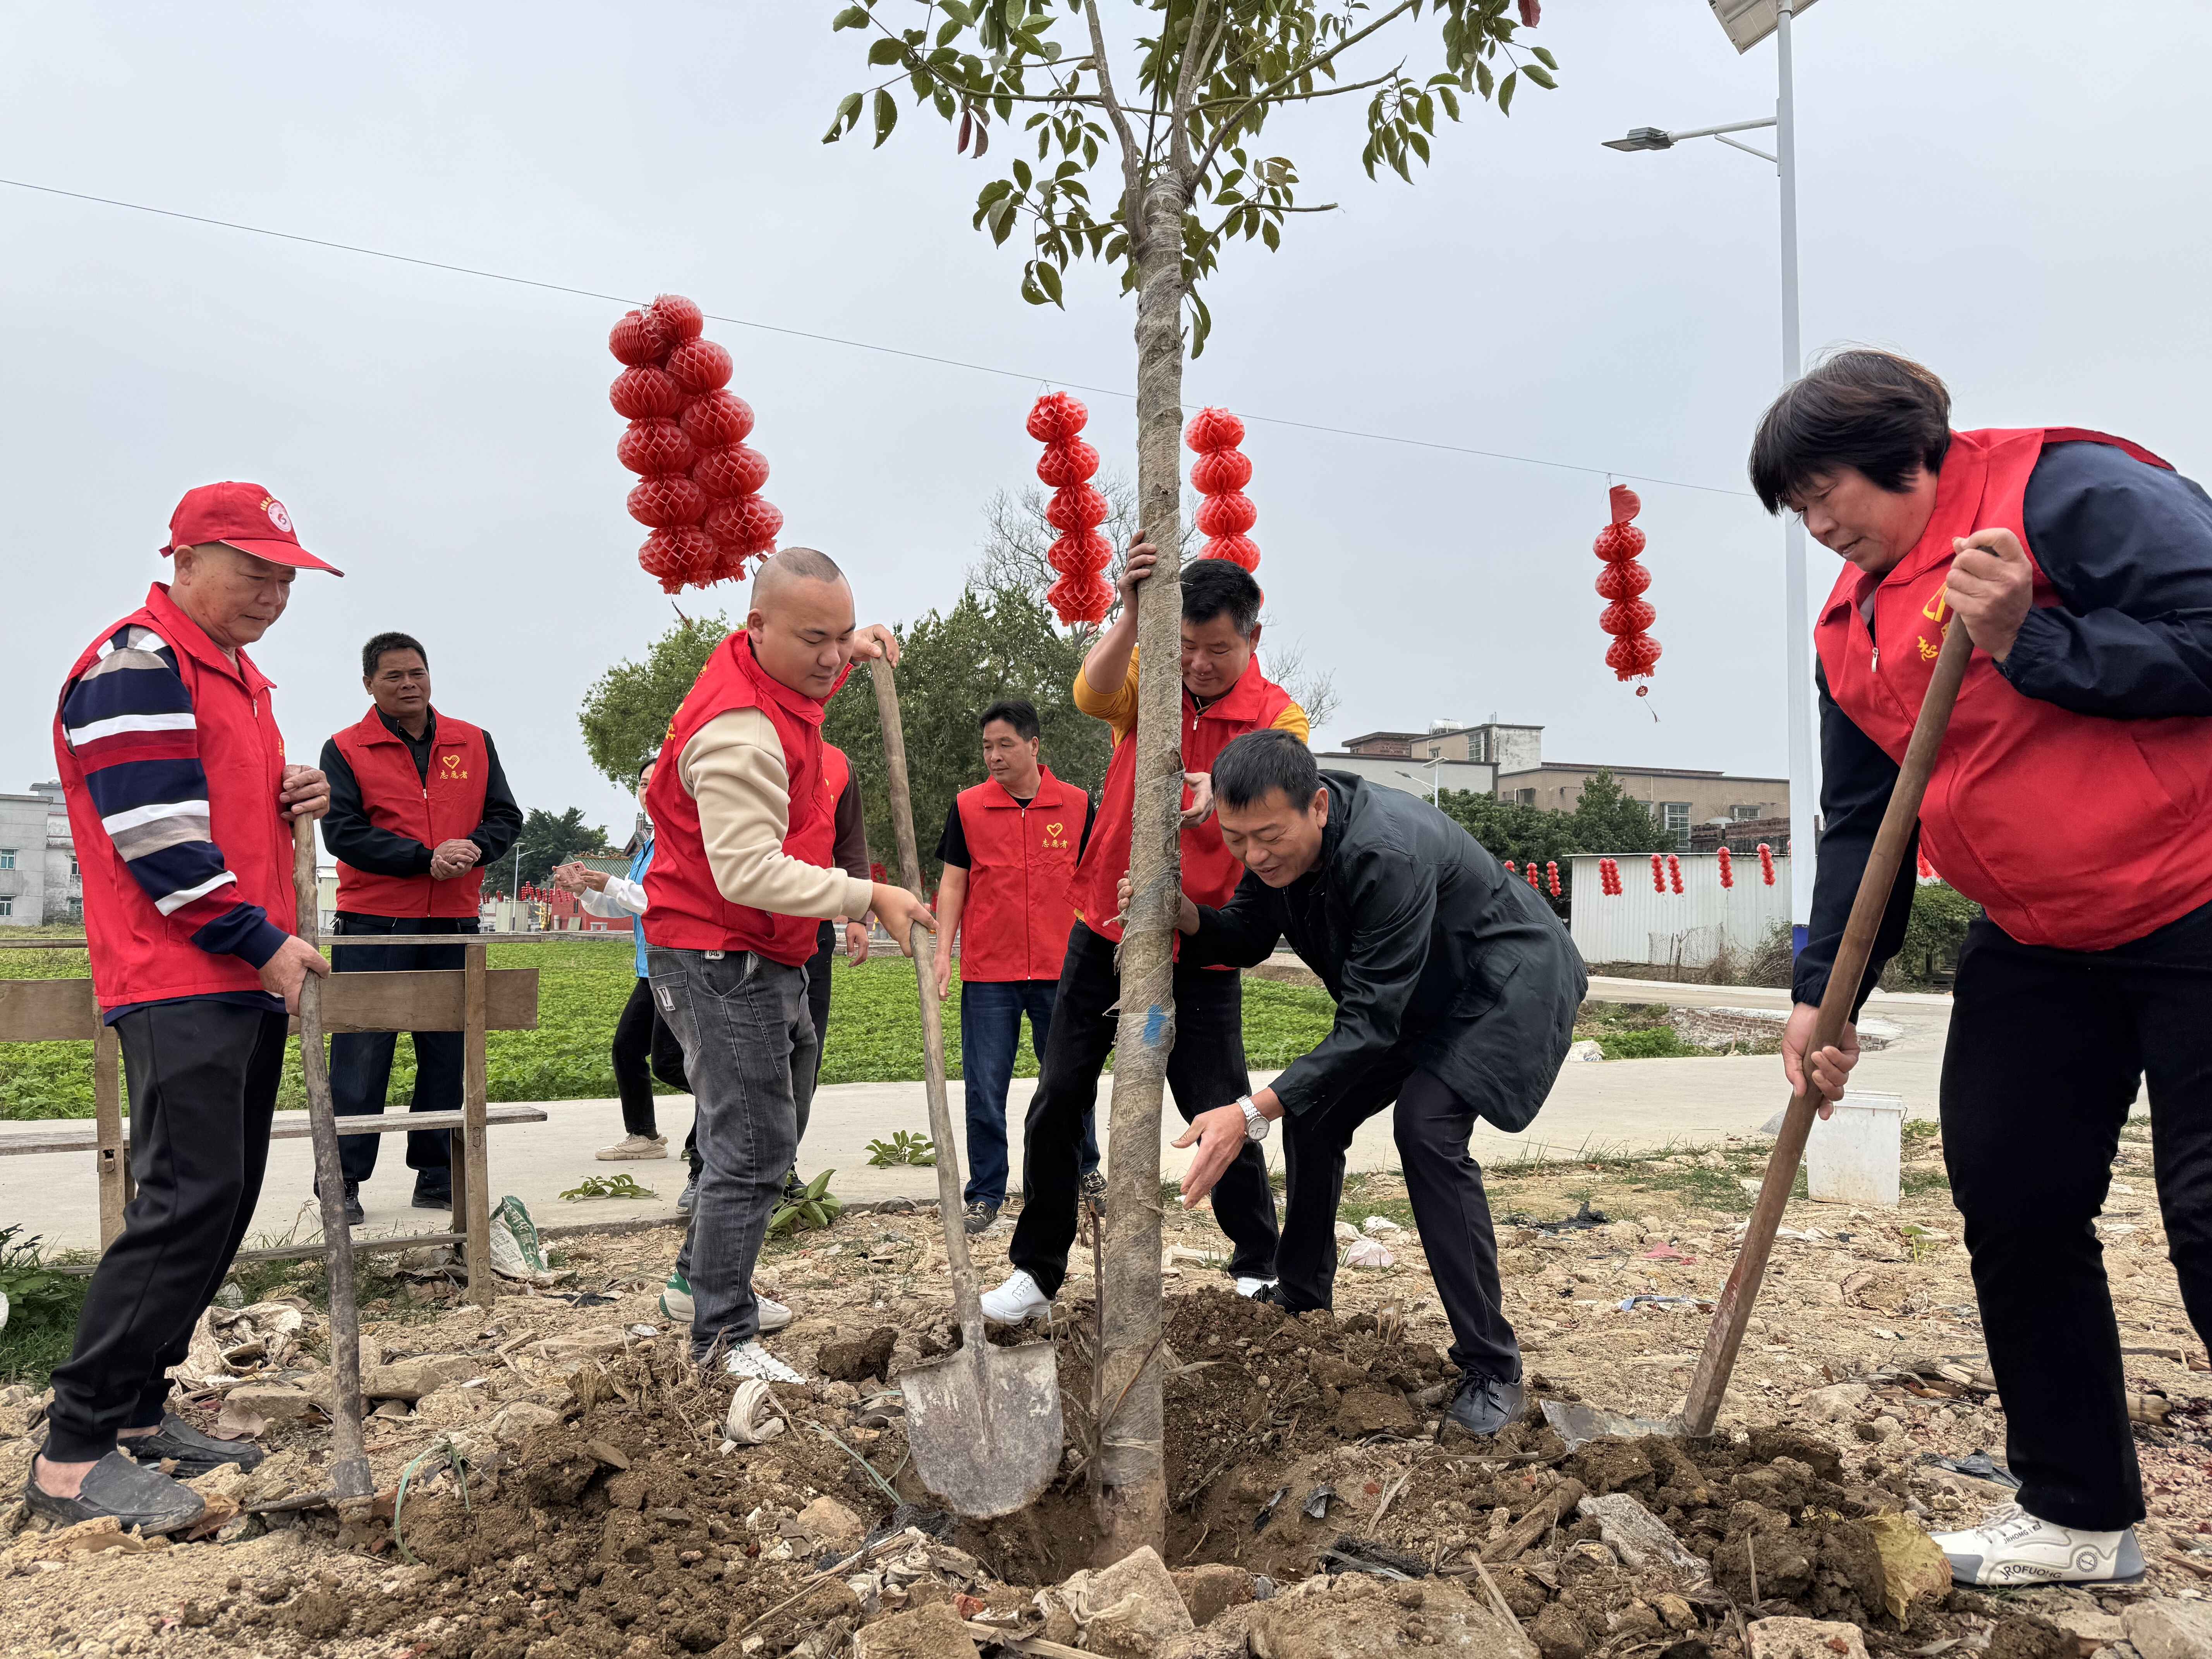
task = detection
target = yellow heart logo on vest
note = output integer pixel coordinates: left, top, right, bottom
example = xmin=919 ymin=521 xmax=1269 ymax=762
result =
xmin=1045 ymin=823 xmax=1064 ymax=839
xmin=443 ymin=755 xmax=460 ymax=768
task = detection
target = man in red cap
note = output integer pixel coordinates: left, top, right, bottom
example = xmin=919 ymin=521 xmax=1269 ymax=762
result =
xmin=33 ymin=483 xmax=337 ymax=1535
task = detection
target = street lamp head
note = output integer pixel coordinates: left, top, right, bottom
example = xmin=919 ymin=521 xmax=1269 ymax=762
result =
xmin=1708 ymin=0 xmax=1820 ymax=54
xmin=1602 ymin=127 xmax=1674 ymax=153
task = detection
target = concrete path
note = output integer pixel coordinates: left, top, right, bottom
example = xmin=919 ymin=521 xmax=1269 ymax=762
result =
xmin=0 ymin=978 xmax=1953 ymax=1255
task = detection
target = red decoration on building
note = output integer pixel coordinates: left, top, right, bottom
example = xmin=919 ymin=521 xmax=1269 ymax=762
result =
xmin=1651 ymin=852 xmax=1666 ymax=893
xmin=1717 ymin=845 xmax=1735 ymax=889
xmin=1593 ymin=484 xmax=1660 ymax=682
xmin=1187 ymin=407 xmax=1261 ymax=574
xmin=1029 ymin=392 xmax=1112 ymax=625
xmin=1546 ymin=860 xmax=1561 ymax=898
xmin=1757 ymin=843 xmax=1776 ymax=887
xmin=1666 ymin=853 xmax=1684 ymax=895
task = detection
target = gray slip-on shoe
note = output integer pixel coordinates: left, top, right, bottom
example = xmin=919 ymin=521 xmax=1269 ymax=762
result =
xmin=26 ymin=1449 xmax=206 ymax=1536
xmin=121 ymin=1414 xmax=266 ymax=1477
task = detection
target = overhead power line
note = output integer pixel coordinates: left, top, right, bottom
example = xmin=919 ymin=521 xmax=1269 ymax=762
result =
xmin=0 ymin=174 xmax=1758 ymax=500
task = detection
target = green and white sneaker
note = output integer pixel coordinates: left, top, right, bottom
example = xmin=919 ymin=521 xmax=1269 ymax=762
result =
xmin=661 ymin=1272 xmax=694 ymax=1322
xmin=1930 ymin=1503 xmax=2145 ymax=1585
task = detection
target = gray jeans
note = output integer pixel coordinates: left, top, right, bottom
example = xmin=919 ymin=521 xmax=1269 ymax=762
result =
xmin=649 ymin=946 xmax=819 ymax=1357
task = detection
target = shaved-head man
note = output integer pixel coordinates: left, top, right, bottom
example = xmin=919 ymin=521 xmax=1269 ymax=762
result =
xmin=641 ymin=548 xmax=934 ymax=1383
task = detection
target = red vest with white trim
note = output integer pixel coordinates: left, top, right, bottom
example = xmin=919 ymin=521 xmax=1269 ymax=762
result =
xmin=642 ymin=631 xmax=841 ymax=967
xmin=954 ymin=768 xmax=1087 ymax=981
xmin=1815 ymin=425 xmax=2212 ymax=950
xmin=1072 ymin=655 xmax=1296 ymax=946
xmin=54 ymin=585 xmax=294 ymax=1010
xmin=330 ymin=708 xmax=491 ymax=917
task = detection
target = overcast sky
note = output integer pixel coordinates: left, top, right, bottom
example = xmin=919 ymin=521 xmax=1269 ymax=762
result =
xmin=4 ymin=1 xmax=2207 ymax=847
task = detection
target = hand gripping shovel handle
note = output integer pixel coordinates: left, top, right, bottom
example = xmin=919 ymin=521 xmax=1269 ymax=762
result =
xmin=292 ymin=816 xmax=371 ymax=1501
xmin=1677 ymin=621 xmax=1973 ymax=1439
xmin=868 ymin=659 xmax=987 ymax=1353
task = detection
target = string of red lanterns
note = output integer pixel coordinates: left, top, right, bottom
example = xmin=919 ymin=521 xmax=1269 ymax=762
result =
xmin=1546 ymin=861 xmax=1562 ymax=899
xmin=1594 ymin=484 xmax=1660 ymax=687
xmin=1717 ymin=845 xmax=1734 ymax=889
xmin=1650 ymin=853 xmax=1666 ymax=894
xmin=1758 ymin=843 xmax=1776 ymax=886
xmin=1666 ymin=853 xmax=1685 ymax=895
xmin=1029 ymin=392 xmax=1114 ymax=626
xmin=1187 ymin=408 xmax=1260 ymax=572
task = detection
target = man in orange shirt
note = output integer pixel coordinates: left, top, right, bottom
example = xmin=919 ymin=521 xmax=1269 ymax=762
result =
xmin=982 ymin=550 xmax=1306 ymax=1324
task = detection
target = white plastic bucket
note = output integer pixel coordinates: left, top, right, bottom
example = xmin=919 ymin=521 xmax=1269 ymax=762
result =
xmin=1804 ymin=1090 xmax=1906 ymax=1207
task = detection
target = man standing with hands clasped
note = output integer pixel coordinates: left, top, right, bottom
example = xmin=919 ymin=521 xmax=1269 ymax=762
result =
xmin=1161 ymin=730 xmax=1585 ymax=1439
xmin=318 ymin=632 xmax=522 ymax=1221
xmin=34 ymin=483 xmax=338 ymax=1534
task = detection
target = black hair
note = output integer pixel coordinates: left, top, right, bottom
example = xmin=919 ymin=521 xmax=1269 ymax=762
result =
xmin=1180 ymin=557 xmax=1262 ymax=639
xmin=1749 ymin=348 xmax=1953 ymax=513
xmin=637 ymin=747 xmax=662 ymax=783
xmin=979 ymin=698 xmax=1040 ymax=742
xmin=362 ymin=630 xmax=427 ymax=679
xmin=1213 ymin=729 xmax=1320 ymax=811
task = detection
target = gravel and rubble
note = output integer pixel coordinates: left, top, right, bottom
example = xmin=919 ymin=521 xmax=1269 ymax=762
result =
xmin=4 ymin=1125 xmax=2209 ymax=1659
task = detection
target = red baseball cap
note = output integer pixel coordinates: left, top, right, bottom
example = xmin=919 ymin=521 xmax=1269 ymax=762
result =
xmin=160 ymin=481 xmax=344 ymax=576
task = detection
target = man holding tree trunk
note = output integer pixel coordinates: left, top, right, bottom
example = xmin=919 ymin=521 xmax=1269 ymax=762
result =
xmin=982 ymin=549 xmax=1307 ymax=1325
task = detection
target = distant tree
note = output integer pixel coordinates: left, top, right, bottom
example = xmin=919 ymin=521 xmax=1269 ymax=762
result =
xmin=513 ymin=807 xmax=610 ymax=889
xmin=1565 ymin=769 xmax=1673 ymax=857
xmin=577 ymin=613 xmax=729 ymax=790
xmin=1436 ymin=768 xmax=1671 ymax=918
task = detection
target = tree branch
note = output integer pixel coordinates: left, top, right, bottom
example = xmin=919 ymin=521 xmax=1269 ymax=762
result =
xmin=1080 ymin=0 xmax=1143 ymax=207
xmin=1192 ymin=0 xmax=1423 ymax=182
xmin=1194 ymin=67 xmax=1398 ymax=111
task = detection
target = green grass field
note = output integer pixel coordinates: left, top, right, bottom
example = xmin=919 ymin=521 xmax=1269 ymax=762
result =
xmin=0 ymin=935 xmax=1339 ymax=1120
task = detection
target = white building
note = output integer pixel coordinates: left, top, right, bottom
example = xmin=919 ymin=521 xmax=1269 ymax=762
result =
xmin=0 ymin=785 xmax=77 ymax=927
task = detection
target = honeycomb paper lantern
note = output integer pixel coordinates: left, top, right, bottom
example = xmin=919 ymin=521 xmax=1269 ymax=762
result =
xmin=628 ymin=474 xmax=708 ymax=529
xmin=682 ymin=391 xmax=756 ymax=449
xmin=649 ymin=292 xmax=704 ymax=343
xmin=1593 ymin=484 xmax=1660 ymax=682
xmin=692 ymin=443 xmax=770 ymax=500
xmin=1036 ymin=438 xmax=1101 ymax=489
xmin=666 ymin=338 xmax=734 ymax=395
xmin=611 ymin=366 xmax=683 ymax=421
xmin=1029 ymin=392 xmax=1115 ymax=628
xmin=617 ymin=419 xmax=696 ymax=477
xmin=1718 ymin=845 xmax=1735 ymax=889
xmin=1186 ymin=406 xmax=1260 ymax=573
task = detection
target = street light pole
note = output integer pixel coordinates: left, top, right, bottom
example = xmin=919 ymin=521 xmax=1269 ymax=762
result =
xmin=1774 ymin=0 xmax=1816 ymax=953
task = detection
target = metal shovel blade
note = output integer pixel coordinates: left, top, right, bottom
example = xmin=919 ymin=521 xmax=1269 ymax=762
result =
xmin=899 ymin=1338 xmax=1064 ymax=1519
xmin=1541 ymin=1398 xmax=1680 ymax=1451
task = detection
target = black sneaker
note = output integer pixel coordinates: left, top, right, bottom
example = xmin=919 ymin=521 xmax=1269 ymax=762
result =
xmin=412 ymin=1174 xmax=453 ymax=1211
xmin=120 ymin=1414 xmax=267 ymax=1477
xmin=26 ymin=1449 xmax=204 ymax=1537
xmin=315 ymin=1180 xmax=366 ymax=1227
xmin=677 ymin=1175 xmax=698 ymax=1214
xmin=963 ymin=1200 xmax=1001 ymax=1235
xmin=1079 ymin=1170 xmax=1106 ymax=1209
xmin=1446 ymin=1371 xmax=1525 ymax=1438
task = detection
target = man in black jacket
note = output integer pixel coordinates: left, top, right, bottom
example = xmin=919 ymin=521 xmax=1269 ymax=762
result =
xmin=1164 ymin=730 xmax=1585 ymax=1436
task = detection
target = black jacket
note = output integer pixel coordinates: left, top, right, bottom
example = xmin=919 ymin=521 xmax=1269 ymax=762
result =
xmin=1799 ymin=440 xmax=2212 ymax=1010
xmin=1184 ymin=773 xmax=1587 ymax=1130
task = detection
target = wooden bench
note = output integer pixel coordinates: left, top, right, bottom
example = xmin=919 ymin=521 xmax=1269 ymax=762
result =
xmin=0 ymin=938 xmax=550 ymax=1305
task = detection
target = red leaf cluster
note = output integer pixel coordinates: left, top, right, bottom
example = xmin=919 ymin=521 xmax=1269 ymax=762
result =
xmin=1593 ymin=484 xmax=1659 ymax=681
xmin=1029 ymin=393 xmax=1112 ymax=625
xmin=1185 ymin=406 xmax=1260 ymax=571
xmin=610 ymin=294 xmax=779 ymax=592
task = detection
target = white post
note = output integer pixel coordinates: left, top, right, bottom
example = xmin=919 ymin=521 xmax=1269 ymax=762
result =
xmin=1776 ymin=0 xmax=1817 ymax=951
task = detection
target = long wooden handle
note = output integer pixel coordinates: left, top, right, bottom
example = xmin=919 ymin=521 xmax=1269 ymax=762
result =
xmin=1678 ymin=621 xmax=1974 ymax=1437
xmin=292 ymin=817 xmax=371 ymax=1501
xmin=867 ymin=659 xmax=984 ymax=1347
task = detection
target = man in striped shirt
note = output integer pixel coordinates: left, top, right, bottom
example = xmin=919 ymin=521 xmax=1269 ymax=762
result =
xmin=33 ymin=483 xmax=338 ymax=1536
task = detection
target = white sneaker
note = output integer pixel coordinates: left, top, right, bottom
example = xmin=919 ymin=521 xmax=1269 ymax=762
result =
xmin=756 ymin=1293 xmax=792 ymax=1334
xmin=1235 ymin=1277 xmax=1278 ymax=1298
xmin=980 ymin=1269 xmax=1053 ymax=1326
xmin=723 ymin=1340 xmax=805 ymax=1384
xmin=1930 ymin=1503 xmax=2144 ymax=1585
xmin=598 ymin=1133 xmax=669 ymax=1161
xmin=660 ymin=1272 xmax=694 ymax=1322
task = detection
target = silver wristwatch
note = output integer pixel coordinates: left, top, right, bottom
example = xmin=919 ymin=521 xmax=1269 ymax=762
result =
xmin=1238 ymin=1096 xmax=1269 ymax=1143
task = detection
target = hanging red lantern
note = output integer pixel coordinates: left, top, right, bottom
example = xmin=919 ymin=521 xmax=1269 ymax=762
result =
xmin=1546 ymin=861 xmax=1561 ymax=898
xmin=1717 ymin=845 xmax=1735 ymax=889
xmin=649 ymin=292 xmax=705 ymax=343
xmin=1757 ymin=843 xmax=1776 ymax=886
xmin=682 ymin=390 xmax=756 ymax=449
xmin=1503 ymin=860 xmax=1518 ymax=877
xmin=1526 ymin=860 xmax=1542 ymax=891
xmin=1651 ymin=853 xmax=1666 ymax=893
xmin=1030 ymin=393 xmax=1115 ymax=627
xmin=1186 ymin=406 xmax=1261 ymax=574
xmin=1666 ymin=853 xmax=1684 ymax=895
xmin=628 ymin=474 xmax=707 ymax=530
xmin=1593 ymin=484 xmax=1660 ymax=682
xmin=638 ymin=526 xmax=717 ymax=594
xmin=692 ymin=444 xmax=771 ymax=500
xmin=617 ymin=418 xmax=695 ymax=477
xmin=610 ymin=365 xmax=683 ymax=421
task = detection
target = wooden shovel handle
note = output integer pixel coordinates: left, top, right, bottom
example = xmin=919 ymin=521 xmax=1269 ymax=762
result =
xmin=1677 ymin=620 xmax=1974 ymax=1438
xmin=292 ymin=816 xmax=371 ymax=1500
xmin=867 ymin=658 xmax=987 ymax=1348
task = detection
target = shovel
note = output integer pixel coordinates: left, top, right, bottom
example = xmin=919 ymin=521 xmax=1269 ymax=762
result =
xmin=292 ymin=817 xmax=372 ymax=1503
xmin=1543 ymin=622 xmax=1975 ymax=1450
xmin=867 ymin=657 xmax=1065 ymax=1518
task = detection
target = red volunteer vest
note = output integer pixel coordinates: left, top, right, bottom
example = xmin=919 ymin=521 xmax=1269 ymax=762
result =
xmin=1073 ymin=655 xmax=1297 ymax=947
xmin=55 ymin=584 xmax=295 ymax=1011
xmin=954 ymin=768 xmax=1087 ymax=981
xmin=1815 ymin=425 xmax=2212 ymax=950
xmin=330 ymin=708 xmax=492 ymax=917
xmin=643 ymin=632 xmax=842 ymax=967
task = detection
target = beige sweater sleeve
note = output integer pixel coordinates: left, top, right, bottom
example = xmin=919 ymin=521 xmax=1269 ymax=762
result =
xmin=680 ymin=708 xmax=876 ymax=922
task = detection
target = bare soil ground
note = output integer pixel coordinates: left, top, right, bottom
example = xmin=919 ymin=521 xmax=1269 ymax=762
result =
xmin=4 ymin=1124 xmax=2207 ymax=1659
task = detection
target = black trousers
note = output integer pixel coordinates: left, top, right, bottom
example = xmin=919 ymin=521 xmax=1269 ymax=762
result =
xmin=45 ymin=1002 xmax=287 ymax=1463
xmin=1009 ymin=923 xmax=1279 ymax=1297
xmin=614 ymin=974 xmax=690 ymax=1138
xmin=1278 ymin=1062 xmax=1518 ymax=1379
xmin=328 ymin=912 xmax=478 ymax=1183
xmin=684 ymin=921 xmax=831 ymax=1175
xmin=1942 ymin=898 xmax=2212 ymax=1531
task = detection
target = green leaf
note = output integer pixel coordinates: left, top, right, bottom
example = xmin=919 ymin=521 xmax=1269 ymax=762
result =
xmin=1498 ymin=69 xmax=1517 ymax=115
xmin=866 ymin=36 xmax=904 ymax=64
xmin=1523 ymin=64 xmax=1556 ymax=90
xmin=1437 ymin=84 xmax=1462 ymax=122
xmin=805 ymin=1168 xmax=836 ymax=1200
xmin=987 ymin=196 xmax=1018 ymax=243
xmin=1012 ymin=158 xmax=1033 ymax=189
xmin=1408 ymin=129 xmax=1431 ymax=165
xmin=938 ymin=17 xmax=962 ymax=46
xmin=823 ymin=90 xmax=863 ymax=143
xmin=1532 ymin=45 xmax=1558 ymax=70
xmin=873 ymin=87 xmax=899 ymax=145
xmin=831 ymin=4 xmax=870 ymax=29
xmin=1036 ymin=260 xmax=1064 ymax=305
xmin=1415 ymin=92 xmax=1435 ymax=133
xmin=941 ymin=0 xmax=974 ymax=23
xmin=1261 ymin=218 xmax=1280 ymax=251
xmin=1475 ymin=59 xmax=1494 ymax=99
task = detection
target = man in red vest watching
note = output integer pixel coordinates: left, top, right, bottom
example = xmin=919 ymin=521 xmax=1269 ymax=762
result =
xmin=644 ymin=547 xmax=934 ymax=1383
xmin=1752 ymin=349 xmax=2212 ymax=1586
xmin=34 ymin=483 xmax=336 ymax=1535
xmin=318 ymin=632 xmax=522 ymax=1221
xmin=983 ymin=549 xmax=1305 ymax=1324
xmin=931 ymin=697 xmax=1099 ymax=1234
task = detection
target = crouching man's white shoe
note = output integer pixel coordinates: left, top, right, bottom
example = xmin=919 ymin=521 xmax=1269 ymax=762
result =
xmin=1235 ymin=1277 xmax=1278 ymax=1299
xmin=980 ymin=1269 xmax=1053 ymax=1326
xmin=723 ymin=1340 xmax=805 ymax=1384
xmin=1930 ymin=1503 xmax=2145 ymax=1585
xmin=755 ymin=1293 xmax=792 ymax=1334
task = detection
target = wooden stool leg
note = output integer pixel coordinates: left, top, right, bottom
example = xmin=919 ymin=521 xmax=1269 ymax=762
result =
xmin=93 ymin=1016 xmax=127 ymax=1252
xmin=462 ymin=943 xmax=493 ymax=1307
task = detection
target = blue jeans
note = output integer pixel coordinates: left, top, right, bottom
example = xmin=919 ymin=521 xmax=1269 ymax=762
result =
xmin=961 ymin=978 xmax=1096 ymax=1207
